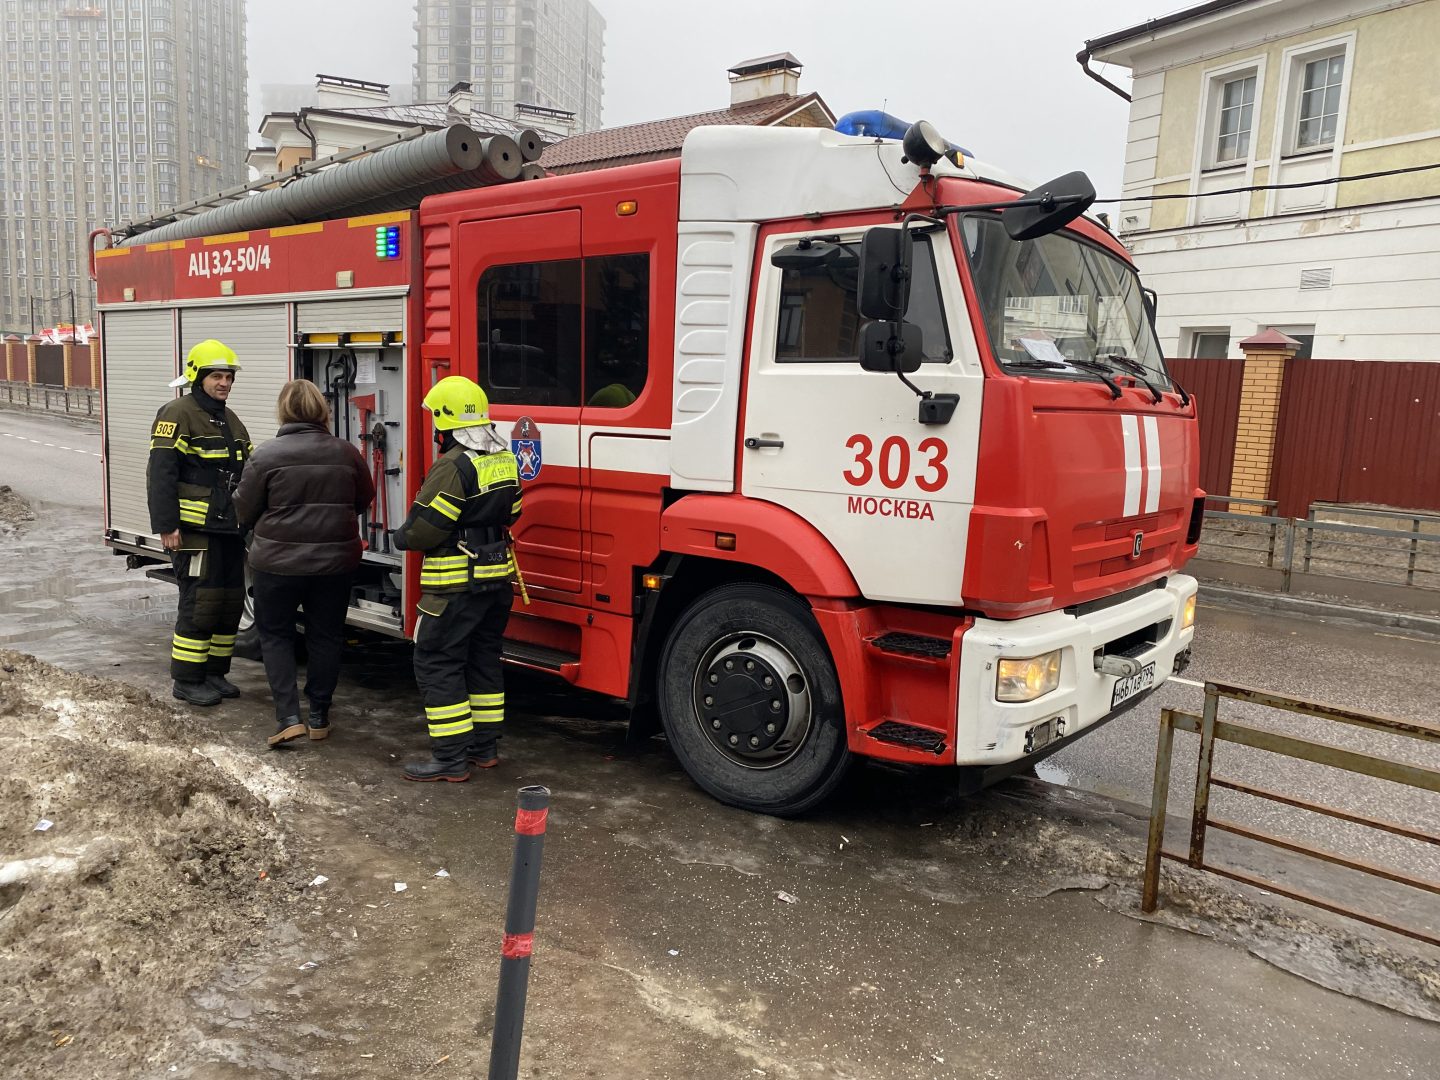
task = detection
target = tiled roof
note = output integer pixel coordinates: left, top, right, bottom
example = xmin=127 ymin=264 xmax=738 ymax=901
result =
xmin=539 ymin=93 xmax=830 ymax=172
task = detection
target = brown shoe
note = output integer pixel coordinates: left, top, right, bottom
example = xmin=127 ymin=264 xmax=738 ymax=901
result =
xmin=268 ymin=716 xmax=306 ymax=748
xmin=307 ymin=707 xmax=330 ymax=741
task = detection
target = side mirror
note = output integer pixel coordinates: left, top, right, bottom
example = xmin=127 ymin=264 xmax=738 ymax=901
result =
xmin=857 ymin=226 xmax=911 ymax=320
xmin=1003 ymin=171 xmax=1097 ymax=241
xmin=771 ymin=241 xmax=844 ymax=270
xmin=1142 ymin=286 xmax=1159 ymax=327
xmin=860 ymin=320 xmax=923 ymax=374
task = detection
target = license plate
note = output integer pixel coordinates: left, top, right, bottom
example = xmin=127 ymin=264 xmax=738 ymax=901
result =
xmin=1110 ymin=661 xmax=1156 ymax=709
xmin=1024 ymin=716 xmax=1064 ymax=754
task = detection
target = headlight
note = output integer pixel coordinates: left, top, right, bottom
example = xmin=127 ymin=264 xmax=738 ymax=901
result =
xmin=997 ymin=651 xmax=1062 ymax=702
xmin=1182 ymin=594 xmax=1197 ymax=630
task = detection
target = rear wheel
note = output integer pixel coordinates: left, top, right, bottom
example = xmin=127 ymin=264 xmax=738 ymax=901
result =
xmin=658 ymin=584 xmax=851 ymax=815
xmin=232 ymin=563 xmax=262 ymax=661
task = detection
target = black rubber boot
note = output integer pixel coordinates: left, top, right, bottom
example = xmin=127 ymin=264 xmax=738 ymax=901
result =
xmin=173 ymin=679 xmax=222 ymax=707
xmin=307 ymin=705 xmax=331 ymax=741
xmin=467 ymin=738 xmax=500 ymax=769
xmin=268 ymin=715 xmax=306 ymax=748
xmin=206 ymin=674 xmax=241 ymax=699
xmin=403 ymin=735 xmax=471 ymax=783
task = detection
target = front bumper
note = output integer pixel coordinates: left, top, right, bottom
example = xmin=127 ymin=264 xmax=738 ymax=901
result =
xmin=953 ymin=574 xmax=1197 ymax=766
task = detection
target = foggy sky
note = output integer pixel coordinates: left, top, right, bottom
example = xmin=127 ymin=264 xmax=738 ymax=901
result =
xmin=247 ymin=0 xmax=1170 ymax=197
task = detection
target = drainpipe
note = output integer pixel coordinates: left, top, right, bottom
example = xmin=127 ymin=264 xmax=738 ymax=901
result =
xmin=295 ymin=111 xmax=319 ymax=168
xmin=1076 ymin=46 xmax=1132 ymax=103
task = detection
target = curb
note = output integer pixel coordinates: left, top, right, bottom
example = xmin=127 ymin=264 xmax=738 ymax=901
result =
xmin=0 ymin=402 xmax=100 ymax=424
xmin=1199 ymin=582 xmax=1440 ymax=636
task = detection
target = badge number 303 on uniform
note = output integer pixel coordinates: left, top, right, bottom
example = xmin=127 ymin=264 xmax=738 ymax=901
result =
xmin=153 ymin=421 xmax=177 ymax=438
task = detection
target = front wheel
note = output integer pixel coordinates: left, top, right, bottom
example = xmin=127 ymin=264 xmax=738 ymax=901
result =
xmin=658 ymin=584 xmax=851 ymax=815
xmin=232 ymin=561 xmax=262 ymax=661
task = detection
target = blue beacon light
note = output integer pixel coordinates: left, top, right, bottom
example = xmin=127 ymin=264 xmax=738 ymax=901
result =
xmin=374 ymin=225 xmax=401 ymax=260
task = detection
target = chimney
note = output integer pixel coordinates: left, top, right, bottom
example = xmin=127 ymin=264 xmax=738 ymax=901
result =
xmin=446 ymin=81 xmax=475 ymax=125
xmin=727 ymin=52 xmax=802 ymax=105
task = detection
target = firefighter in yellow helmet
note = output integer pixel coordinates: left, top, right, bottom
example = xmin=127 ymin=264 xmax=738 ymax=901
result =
xmin=147 ymin=339 xmax=253 ymax=707
xmin=391 ymin=376 xmax=522 ymax=781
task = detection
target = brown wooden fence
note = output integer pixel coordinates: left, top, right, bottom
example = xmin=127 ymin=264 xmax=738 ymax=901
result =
xmin=1273 ymin=359 xmax=1440 ymax=517
xmin=1167 ymin=357 xmax=1245 ymax=499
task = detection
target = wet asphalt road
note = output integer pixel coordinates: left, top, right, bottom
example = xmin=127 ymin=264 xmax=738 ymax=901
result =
xmin=3 ymin=407 xmax=1438 ymax=1077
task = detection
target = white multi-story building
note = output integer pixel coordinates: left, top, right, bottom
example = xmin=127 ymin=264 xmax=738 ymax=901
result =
xmin=412 ymin=0 xmax=603 ymax=132
xmin=1083 ymin=0 xmax=1440 ymax=360
xmin=0 ymin=0 xmax=247 ymax=333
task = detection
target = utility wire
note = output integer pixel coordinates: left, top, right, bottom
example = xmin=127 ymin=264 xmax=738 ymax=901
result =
xmin=1092 ymin=160 xmax=1440 ymax=204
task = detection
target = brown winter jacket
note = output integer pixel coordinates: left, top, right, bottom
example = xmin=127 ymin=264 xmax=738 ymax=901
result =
xmin=232 ymin=422 xmax=375 ymax=576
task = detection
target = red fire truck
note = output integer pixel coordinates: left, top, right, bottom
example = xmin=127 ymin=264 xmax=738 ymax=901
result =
xmin=94 ymin=123 xmax=1200 ymax=813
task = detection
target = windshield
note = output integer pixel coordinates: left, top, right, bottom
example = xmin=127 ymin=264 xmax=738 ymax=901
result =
xmin=959 ymin=215 xmax=1169 ymax=386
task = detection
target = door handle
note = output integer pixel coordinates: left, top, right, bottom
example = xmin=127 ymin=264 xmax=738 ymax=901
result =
xmin=744 ymin=437 xmax=784 ymax=450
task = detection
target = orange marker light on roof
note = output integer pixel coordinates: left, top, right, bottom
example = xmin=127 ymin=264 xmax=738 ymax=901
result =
xmin=616 ymin=200 xmax=638 ymax=216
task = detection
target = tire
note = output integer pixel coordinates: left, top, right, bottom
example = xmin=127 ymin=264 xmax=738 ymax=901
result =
xmin=658 ymin=584 xmax=851 ymax=816
xmin=232 ymin=562 xmax=263 ymax=661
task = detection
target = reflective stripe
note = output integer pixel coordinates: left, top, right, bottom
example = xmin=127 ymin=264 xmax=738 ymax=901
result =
xmin=510 ymin=498 xmax=523 ymax=515
xmin=429 ymin=493 xmax=462 ymax=521
xmin=420 ymin=573 xmax=469 ymax=587
xmin=424 ymin=702 xmax=471 ymax=721
xmin=472 ymin=559 xmax=514 ymax=580
xmin=428 ymin=718 xmax=475 ymax=738
xmin=209 ymin=642 xmax=234 ymax=658
xmin=422 ymin=555 xmax=469 ymax=568
xmin=469 ymin=693 xmax=504 ymax=707
xmin=472 ymin=709 xmax=504 ymax=726
xmin=173 ymin=633 xmax=209 ymax=650
xmin=172 ymin=649 xmax=208 ymax=663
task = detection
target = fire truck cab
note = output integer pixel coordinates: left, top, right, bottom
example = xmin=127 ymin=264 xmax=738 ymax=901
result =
xmin=97 ymin=124 xmax=1200 ymax=814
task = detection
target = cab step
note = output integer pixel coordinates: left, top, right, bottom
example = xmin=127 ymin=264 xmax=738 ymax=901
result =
xmin=502 ymin=641 xmax=581 ymax=681
xmin=865 ymin=720 xmax=947 ymax=755
xmin=867 ymin=632 xmax=951 ymax=661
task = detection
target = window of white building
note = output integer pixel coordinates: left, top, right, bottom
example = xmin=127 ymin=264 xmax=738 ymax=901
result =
xmin=1214 ymin=74 xmax=1255 ymax=165
xmin=1292 ymin=50 xmax=1345 ymax=152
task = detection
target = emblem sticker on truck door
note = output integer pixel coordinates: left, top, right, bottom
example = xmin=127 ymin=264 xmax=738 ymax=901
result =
xmin=511 ymin=417 xmax=543 ymax=481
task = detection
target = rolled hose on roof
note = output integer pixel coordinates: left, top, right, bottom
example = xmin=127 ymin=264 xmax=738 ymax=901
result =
xmin=118 ymin=126 xmax=521 ymax=246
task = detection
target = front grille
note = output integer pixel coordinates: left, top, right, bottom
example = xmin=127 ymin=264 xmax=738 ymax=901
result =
xmin=1097 ymin=619 xmax=1171 ymax=661
xmin=867 ymin=721 xmax=947 ymax=754
xmin=869 ymin=633 xmax=952 ymax=660
xmin=1066 ymin=577 xmax=1165 ymax=617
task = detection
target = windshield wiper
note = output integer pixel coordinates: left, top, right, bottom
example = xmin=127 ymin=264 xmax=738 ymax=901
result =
xmin=1061 ymin=358 xmax=1124 ymax=400
xmin=1004 ymin=357 xmax=1068 ymax=370
xmin=1098 ymin=353 xmax=1163 ymax=404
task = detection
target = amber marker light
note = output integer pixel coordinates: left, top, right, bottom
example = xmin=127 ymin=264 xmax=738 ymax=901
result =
xmin=616 ymin=200 xmax=639 ymax=216
xmin=715 ymin=533 xmax=736 ymax=551
xmin=643 ymin=573 xmax=664 ymax=591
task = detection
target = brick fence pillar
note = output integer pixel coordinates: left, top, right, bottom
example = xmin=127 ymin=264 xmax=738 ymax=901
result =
xmin=1226 ymin=329 xmax=1300 ymax=513
xmin=25 ymin=337 xmax=38 ymax=384
xmin=2 ymin=339 xmax=15 ymax=381
xmin=62 ymin=343 xmax=73 ymax=388
xmin=91 ymin=339 xmax=101 ymax=389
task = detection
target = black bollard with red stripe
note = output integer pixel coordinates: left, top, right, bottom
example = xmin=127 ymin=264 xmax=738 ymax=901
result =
xmin=487 ymin=785 xmax=551 ymax=1080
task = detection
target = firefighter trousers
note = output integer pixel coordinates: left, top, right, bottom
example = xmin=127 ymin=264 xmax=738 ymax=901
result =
xmin=412 ymin=588 xmax=512 ymax=756
xmin=170 ymin=534 xmax=246 ymax=683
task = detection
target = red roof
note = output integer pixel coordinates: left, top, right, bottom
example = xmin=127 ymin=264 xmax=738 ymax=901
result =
xmin=539 ymin=93 xmax=833 ymax=174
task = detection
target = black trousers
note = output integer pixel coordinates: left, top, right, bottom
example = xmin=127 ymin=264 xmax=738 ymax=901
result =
xmin=253 ymin=569 xmax=354 ymax=721
xmin=170 ymin=534 xmax=246 ymax=682
xmin=413 ymin=588 xmax=512 ymax=754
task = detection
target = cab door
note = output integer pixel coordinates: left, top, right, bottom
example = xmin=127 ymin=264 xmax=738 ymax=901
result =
xmin=457 ymin=211 xmax=584 ymax=594
xmin=739 ymin=225 xmax=984 ymax=605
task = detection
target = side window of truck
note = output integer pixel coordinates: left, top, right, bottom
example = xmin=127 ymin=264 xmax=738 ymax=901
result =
xmin=583 ymin=253 xmax=649 ymax=408
xmin=774 ymin=235 xmax=952 ymax=364
xmin=478 ymin=259 xmax=583 ymax=407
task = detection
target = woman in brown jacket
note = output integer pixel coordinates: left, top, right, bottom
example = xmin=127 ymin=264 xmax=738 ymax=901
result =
xmin=233 ymin=380 xmax=374 ymax=747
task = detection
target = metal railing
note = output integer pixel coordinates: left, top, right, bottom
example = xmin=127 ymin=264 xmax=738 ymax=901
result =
xmin=0 ymin=381 xmax=100 ymax=417
xmin=1143 ymin=681 xmax=1440 ymax=947
xmin=1198 ymin=496 xmax=1440 ymax=592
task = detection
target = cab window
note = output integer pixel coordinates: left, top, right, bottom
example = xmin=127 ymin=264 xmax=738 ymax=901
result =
xmin=775 ymin=235 xmax=952 ymax=363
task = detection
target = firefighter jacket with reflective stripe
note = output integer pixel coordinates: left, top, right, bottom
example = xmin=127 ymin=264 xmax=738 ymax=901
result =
xmin=146 ymin=391 xmax=253 ymax=536
xmin=393 ymin=443 xmax=522 ymax=594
